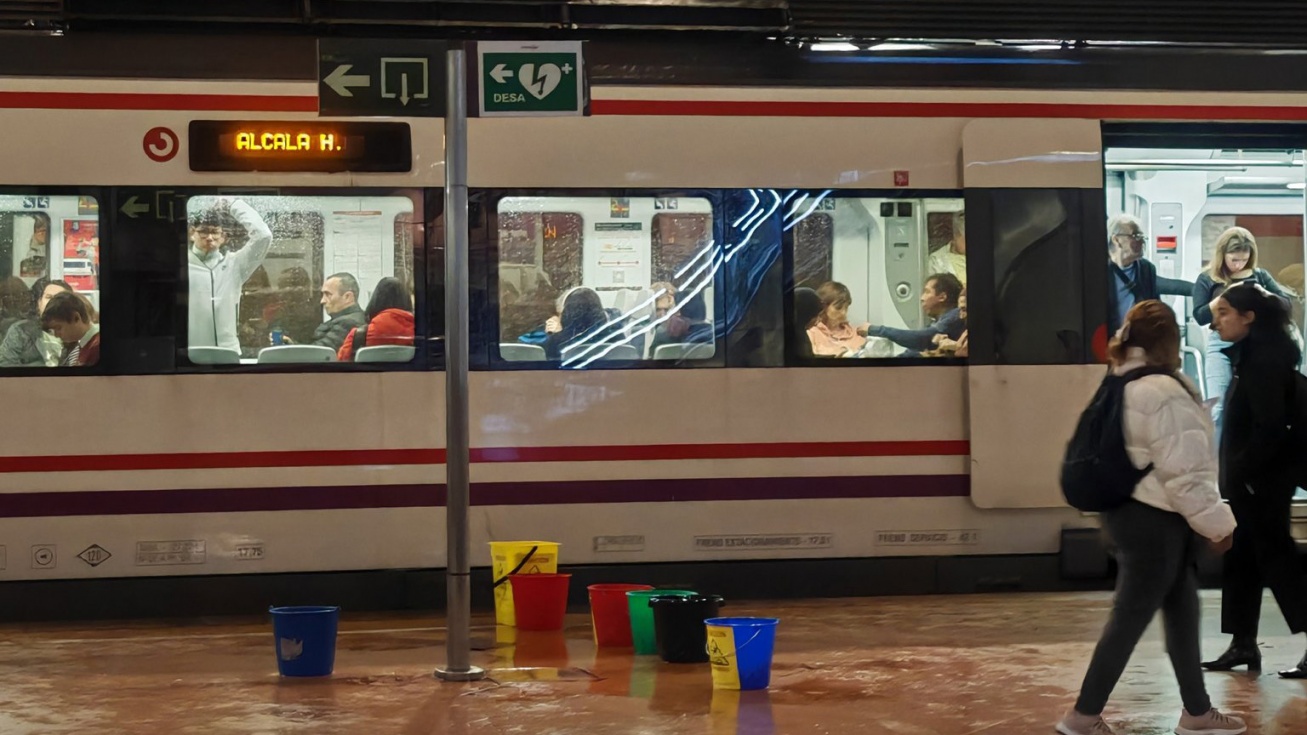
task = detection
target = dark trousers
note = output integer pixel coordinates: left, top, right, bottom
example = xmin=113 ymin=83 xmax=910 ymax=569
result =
xmin=1075 ymin=501 xmax=1211 ymax=716
xmin=1222 ymin=481 xmax=1307 ymax=636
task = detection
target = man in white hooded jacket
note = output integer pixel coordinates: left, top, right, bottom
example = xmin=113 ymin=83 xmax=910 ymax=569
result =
xmin=1059 ymin=300 xmax=1244 ymax=735
xmin=186 ymin=197 xmax=272 ymax=354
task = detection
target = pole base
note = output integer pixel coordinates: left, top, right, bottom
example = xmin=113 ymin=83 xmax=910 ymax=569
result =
xmin=434 ymin=665 xmax=487 ymax=682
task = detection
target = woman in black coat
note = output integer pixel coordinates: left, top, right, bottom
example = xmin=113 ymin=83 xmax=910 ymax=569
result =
xmin=1200 ymin=282 xmax=1307 ymax=678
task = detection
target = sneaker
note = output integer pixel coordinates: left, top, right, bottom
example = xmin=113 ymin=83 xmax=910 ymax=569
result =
xmin=1056 ymin=709 xmax=1117 ymax=735
xmin=1175 ymin=708 xmax=1246 ymax=735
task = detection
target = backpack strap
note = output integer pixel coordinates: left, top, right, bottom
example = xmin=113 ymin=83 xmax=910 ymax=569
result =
xmin=1117 ymin=365 xmax=1196 ymax=399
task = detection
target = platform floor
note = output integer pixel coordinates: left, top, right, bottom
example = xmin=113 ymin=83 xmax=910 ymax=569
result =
xmin=1 ymin=591 xmax=1305 ymax=734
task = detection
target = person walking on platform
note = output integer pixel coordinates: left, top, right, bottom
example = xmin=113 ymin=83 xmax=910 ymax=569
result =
xmin=1058 ymin=301 xmax=1244 ymax=735
xmin=1200 ymin=282 xmax=1307 ymax=679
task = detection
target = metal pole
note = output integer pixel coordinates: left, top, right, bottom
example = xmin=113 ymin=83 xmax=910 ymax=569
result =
xmin=435 ymin=45 xmax=484 ymax=683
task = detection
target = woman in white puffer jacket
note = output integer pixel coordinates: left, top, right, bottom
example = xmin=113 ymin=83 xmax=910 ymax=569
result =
xmin=1058 ymin=300 xmax=1243 ymax=735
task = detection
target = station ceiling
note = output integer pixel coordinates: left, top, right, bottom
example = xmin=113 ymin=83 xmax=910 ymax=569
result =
xmin=3 ymin=1 xmax=1307 ymax=47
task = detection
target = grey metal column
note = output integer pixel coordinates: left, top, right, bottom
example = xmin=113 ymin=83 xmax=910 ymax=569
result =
xmin=435 ymin=45 xmax=485 ymax=683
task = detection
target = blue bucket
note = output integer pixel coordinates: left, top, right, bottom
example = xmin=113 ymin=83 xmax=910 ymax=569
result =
xmin=704 ymin=617 xmax=778 ymax=691
xmin=270 ymin=605 xmax=340 ymax=677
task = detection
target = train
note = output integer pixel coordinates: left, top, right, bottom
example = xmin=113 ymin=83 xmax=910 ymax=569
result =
xmin=1 ymin=35 xmax=1305 ymax=616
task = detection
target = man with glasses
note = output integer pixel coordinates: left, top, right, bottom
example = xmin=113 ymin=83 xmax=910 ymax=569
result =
xmin=187 ymin=197 xmax=273 ymax=354
xmin=1107 ymin=214 xmax=1193 ymax=334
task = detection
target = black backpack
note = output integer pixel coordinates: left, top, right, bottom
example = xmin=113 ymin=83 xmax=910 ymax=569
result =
xmin=1061 ymin=366 xmax=1182 ymax=512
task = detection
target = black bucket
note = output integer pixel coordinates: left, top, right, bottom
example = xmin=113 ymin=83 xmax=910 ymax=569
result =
xmin=649 ymin=593 xmax=725 ymax=663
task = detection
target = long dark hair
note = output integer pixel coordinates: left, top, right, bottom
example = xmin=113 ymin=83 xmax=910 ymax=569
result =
xmin=366 ymin=277 xmax=412 ymax=322
xmin=1221 ymin=281 xmax=1300 ymax=363
xmin=31 ymin=277 xmax=73 ymax=317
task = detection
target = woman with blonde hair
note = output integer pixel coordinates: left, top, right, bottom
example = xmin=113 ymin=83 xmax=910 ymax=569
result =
xmin=1191 ymin=227 xmax=1292 ymax=436
xmin=1058 ymin=300 xmax=1243 ymax=735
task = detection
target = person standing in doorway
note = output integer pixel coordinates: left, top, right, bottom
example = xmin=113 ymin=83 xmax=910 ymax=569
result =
xmin=1106 ymin=214 xmax=1193 ymax=335
xmin=1191 ymin=227 xmax=1292 ymax=439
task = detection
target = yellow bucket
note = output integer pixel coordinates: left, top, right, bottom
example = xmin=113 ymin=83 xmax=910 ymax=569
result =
xmin=490 ymin=541 xmax=559 ymax=626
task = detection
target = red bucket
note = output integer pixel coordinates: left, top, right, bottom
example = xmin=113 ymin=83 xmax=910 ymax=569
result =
xmin=588 ymin=583 xmax=653 ymax=647
xmin=510 ymin=573 xmax=571 ymax=631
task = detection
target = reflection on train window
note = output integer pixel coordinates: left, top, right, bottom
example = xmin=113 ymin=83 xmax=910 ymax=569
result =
xmin=0 ymin=195 xmax=101 ymax=369
xmin=792 ymin=213 xmax=832 ymax=288
xmin=183 ymin=195 xmax=416 ymax=366
xmin=790 ymin=197 xmax=966 ymax=360
xmin=496 ymin=196 xmax=717 ymax=366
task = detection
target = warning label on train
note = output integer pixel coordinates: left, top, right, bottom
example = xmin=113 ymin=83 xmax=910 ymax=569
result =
xmin=694 ymin=534 xmax=833 ymax=551
xmin=136 ymin=540 xmax=207 ymax=566
xmin=874 ymin=529 xmax=981 ymax=546
xmin=594 ymin=535 xmax=645 ymax=553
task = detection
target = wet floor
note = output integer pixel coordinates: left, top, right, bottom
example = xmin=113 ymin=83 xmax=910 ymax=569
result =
xmin=1 ymin=591 xmax=1305 ymax=734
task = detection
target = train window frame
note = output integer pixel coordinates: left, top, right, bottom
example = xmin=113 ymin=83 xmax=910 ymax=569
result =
xmin=781 ymin=189 xmax=969 ymax=368
xmin=0 ymin=188 xmax=106 ymax=378
xmin=476 ymin=189 xmax=728 ymax=371
xmin=125 ymin=186 xmax=434 ymax=375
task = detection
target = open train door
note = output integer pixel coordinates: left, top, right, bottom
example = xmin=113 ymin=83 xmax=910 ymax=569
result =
xmin=962 ymin=119 xmax=1109 ymax=508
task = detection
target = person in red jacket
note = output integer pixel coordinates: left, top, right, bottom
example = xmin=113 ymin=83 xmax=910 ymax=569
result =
xmin=40 ymin=291 xmax=100 ymax=366
xmin=337 ymin=276 xmax=414 ymax=361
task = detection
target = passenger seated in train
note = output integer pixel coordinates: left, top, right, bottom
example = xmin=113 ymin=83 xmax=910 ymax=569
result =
xmin=41 ymin=291 xmax=99 ymax=366
xmin=924 ymin=288 xmax=969 ymax=358
xmin=927 ymin=211 xmax=967 ymax=287
xmin=1106 ymin=213 xmax=1193 ymax=334
xmin=0 ymin=277 xmax=71 ymax=367
xmin=0 ymin=276 xmax=28 ymax=338
xmin=279 ymin=272 xmax=366 ymax=351
xmin=651 ymin=281 xmax=677 ymax=318
xmin=649 ymin=291 xmax=712 ymax=355
xmin=866 ymin=273 xmax=966 ymax=356
xmin=186 ymin=197 xmax=272 ymax=354
xmin=806 ymin=281 xmax=869 ymax=357
xmin=792 ymin=286 xmax=823 ymax=359
xmin=337 ymin=277 xmax=414 ymax=362
xmin=544 ymin=287 xmax=608 ymax=360
xmin=266 ymin=266 xmax=321 ymax=347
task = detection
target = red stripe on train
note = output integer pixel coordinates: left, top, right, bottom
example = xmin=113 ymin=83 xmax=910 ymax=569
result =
xmin=0 ymin=441 xmax=968 ymax=474
xmin=0 ymin=474 xmax=969 ymax=517
xmin=0 ymin=91 xmax=319 ymax=112
xmin=591 ymin=99 xmax=1307 ymax=121
xmin=0 ymin=92 xmax=1304 ymax=121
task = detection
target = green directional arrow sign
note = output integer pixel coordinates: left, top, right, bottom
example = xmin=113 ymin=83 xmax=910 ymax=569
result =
xmin=476 ymin=41 xmax=586 ymax=117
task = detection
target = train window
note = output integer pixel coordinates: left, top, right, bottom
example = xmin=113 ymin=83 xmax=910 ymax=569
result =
xmin=0 ymin=195 xmax=101 ymax=369
xmin=183 ymin=195 xmax=416 ymax=366
xmin=495 ymin=196 xmax=717 ymax=366
xmin=788 ymin=196 xmax=966 ymax=361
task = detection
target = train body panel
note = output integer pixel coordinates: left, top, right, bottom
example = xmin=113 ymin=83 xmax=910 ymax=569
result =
xmin=0 ymin=66 xmax=1302 ymax=593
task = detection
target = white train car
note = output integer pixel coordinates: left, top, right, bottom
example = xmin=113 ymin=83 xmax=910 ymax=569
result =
xmin=0 ymin=38 xmax=1304 ymax=616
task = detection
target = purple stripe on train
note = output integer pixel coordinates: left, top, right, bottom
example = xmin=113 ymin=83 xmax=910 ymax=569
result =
xmin=0 ymin=475 xmax=968 ymax=517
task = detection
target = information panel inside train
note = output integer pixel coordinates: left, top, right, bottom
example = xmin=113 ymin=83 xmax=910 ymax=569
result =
xmin=188 ymin=120 xmax=411 ymax=173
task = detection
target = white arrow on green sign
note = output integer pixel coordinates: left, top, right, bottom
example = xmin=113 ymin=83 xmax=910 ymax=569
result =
xmin=476 ymin=41 xmax=585 ymax=117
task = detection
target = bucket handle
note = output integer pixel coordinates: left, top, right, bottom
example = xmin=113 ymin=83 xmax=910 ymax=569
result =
xmin=492 ymin=544 xmax=538 ymax=588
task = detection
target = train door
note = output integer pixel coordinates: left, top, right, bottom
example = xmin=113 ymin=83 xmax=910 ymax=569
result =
xmin=1104 ymin=125 xmax=1307 ymax=512
xmin=962 ymin=118 xmax=1107 ymax=509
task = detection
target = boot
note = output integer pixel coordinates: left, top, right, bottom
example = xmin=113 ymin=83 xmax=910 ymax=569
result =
xmin=1278 ymin=649 xmax=1307 ymax=679
xmin=1201 ymin=637 xmax=1261 ymax=671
